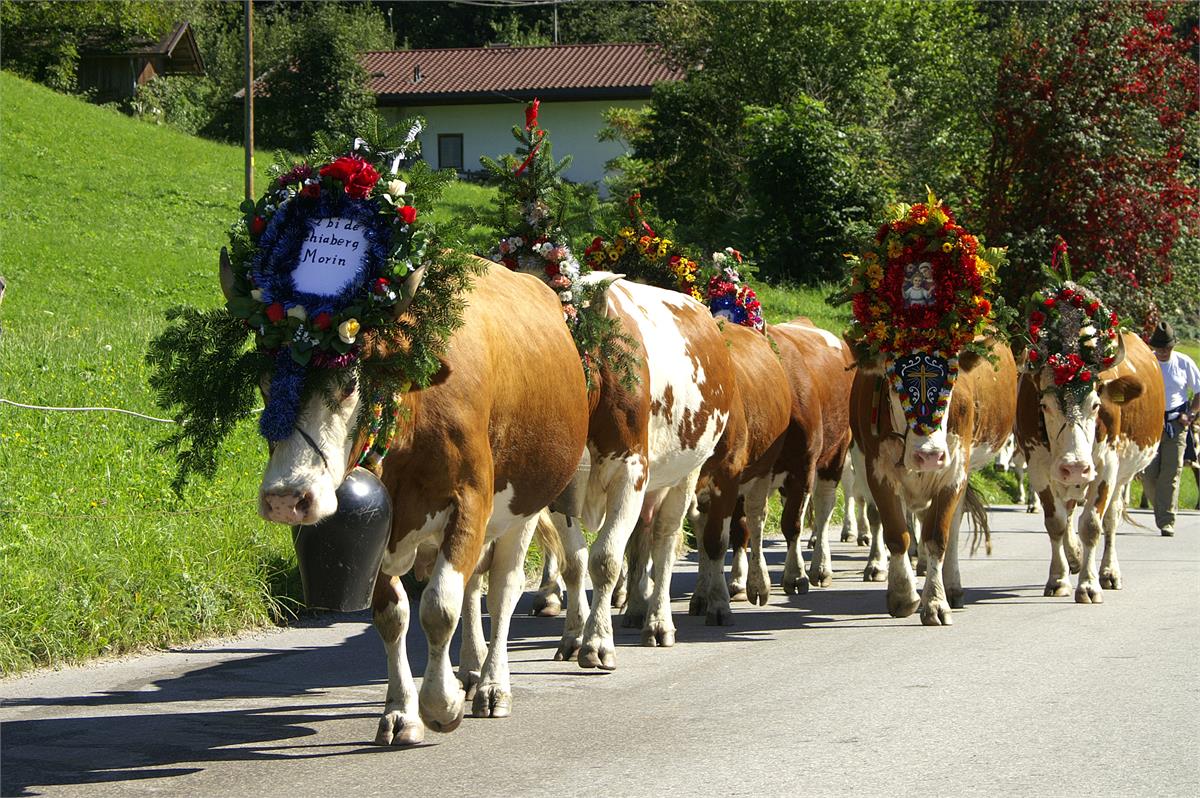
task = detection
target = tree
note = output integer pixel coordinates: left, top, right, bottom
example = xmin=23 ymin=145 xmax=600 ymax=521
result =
xmin=983 ymin=1 xmax=1199 ymax=327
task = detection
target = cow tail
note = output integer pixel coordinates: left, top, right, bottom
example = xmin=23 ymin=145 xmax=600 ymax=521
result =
xmin=533 ymin=508 xmax=566 ymax=568
xmin=964 ymin=484 xmax=992 ymax=556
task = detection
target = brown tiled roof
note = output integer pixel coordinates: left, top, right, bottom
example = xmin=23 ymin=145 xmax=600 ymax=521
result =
xmin=362 ymin=43 xmax=681 ymax=103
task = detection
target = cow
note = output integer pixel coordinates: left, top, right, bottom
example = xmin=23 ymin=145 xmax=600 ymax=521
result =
xmin=995 ymin=434 xmax=1039 ymax=512
xmin=546 ymin=277 xmax=734 ymax=665
xmin=1015 ymin=331 xmax=1164 ymax=602
xmin=685 ymin=321 xmax=791 ymax=625
xmin=718 ymin=320 xmax=855 ymax=601
xmin=850 ymin=340 xmax=1017 ymax=625
xmin=242 ymin=256 xmax=591 ymax=745
xmin=839 ymin=447 xmax=874 ymax=547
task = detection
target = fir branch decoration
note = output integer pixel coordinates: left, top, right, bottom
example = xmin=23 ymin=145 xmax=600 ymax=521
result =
xmin=481 ymin=99 xmax=641 ymax=390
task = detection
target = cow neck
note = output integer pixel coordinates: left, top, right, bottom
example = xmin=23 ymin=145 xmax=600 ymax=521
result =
xmin=349 ymin=388 xmax=413 ymax=478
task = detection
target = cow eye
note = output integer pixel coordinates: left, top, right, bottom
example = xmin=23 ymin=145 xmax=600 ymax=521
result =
xmin=340 ymin=378 xmax=358 ymax=400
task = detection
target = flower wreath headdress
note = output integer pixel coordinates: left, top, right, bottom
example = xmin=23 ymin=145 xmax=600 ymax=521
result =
xmin=1024 ymin=237 xmax=1121 ymax=409
xmin=147 ymin=122 xmax=478 ymax=491
xmin=703 ymin=247 xmax=765 ymax=332
xmin=829 ymin=188 xmax=1010 ymax=435
xmin=583 ymin=193 xmax=703 ymax=301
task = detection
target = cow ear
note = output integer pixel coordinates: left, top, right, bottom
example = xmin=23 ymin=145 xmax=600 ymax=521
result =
xmin=1101 ymin=374 xmax=1142 ymax=405
xmin=958 ymin=350 xmax=982 ymax=372
xmin=219 ymin=247 xmax=236 ymax=302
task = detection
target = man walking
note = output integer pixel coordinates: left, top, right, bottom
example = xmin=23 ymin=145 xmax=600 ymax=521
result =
xmin=1143 ymin=321 xmax=1200 ymax=536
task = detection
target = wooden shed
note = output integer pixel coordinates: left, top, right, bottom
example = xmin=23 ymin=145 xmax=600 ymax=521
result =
xmin=78 ymin=21 xmax=205 ymax=103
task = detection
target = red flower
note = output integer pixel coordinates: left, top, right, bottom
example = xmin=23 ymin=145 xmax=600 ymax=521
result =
xmin=313 ymin=312 xmax=332 ymax=330
xmin=501 ymin=256 xmax=517 ymax=270
xmin=544 ymin=261 xmax=561 ymax=277
xmin=265 ymin=303 xmax=285 ymax=323
xmin=1030 ymin=310 xmax=1046 ymax=324
xmin=320 ymin=156 xmax=380 ymax=199
xmin=1071 ymin=294 xmax=1084 ymax=307
xmin=1028 ymin=349 xmax=1040 ymax=362
xmin=525 ymin=98 xmax=540 ymax=130
xmin=1044 ymin=297 xmax=1057 ymax=308
xmin=345 ymin=162 xmax=379 ymax=199
xmin=373 ymin=278 xmax=391 ymax=294
xmin=1079 ymin=369 xmax=1092 ymax=382
xmin=1087 ymin=300 xmax=1101 ymax=314
xmin=250 ymin=216 xmax=266 ymax=236
xmin=1029 ymin=324 xmax=1041 ymax=340
xmin=1109 ymin=311 xmax=1119 ymax=325
xmin=299 ymin=183 xmax=320 ymax=199
xmin=978 ymin=298 xmax=992 ymax=315
xmin=398 ymin=205 xmax=418 ymax=224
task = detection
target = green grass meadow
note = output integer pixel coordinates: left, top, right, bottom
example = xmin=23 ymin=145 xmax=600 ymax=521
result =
xmin=0 ymin=73 xmax=1193 ymax=675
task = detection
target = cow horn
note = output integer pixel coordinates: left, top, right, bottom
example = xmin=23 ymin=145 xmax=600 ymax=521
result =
xmin=219 ymin=247 xmax=236 ymax=302
xmin=392 ymin=263 xmax=427 ymax=318
xmin=1110 ymin=330 xmax=1127 ymax=370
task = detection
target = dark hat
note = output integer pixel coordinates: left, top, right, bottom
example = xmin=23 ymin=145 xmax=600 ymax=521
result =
xmin=1148 ymin=321 xmax=1177 ymax=348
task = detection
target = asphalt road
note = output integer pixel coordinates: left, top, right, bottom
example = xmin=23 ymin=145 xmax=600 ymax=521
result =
xmin=3 ymin=507 xmax=1198 ymax=798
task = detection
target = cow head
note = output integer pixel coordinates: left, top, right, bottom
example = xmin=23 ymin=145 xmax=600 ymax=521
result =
xmin=1028 ymin=334 xmax=1137 ymax=496
xmin=884 ymin=349 xmax=971 ymax=473
xmin=220 ymin=248 xmax=424 ymax=525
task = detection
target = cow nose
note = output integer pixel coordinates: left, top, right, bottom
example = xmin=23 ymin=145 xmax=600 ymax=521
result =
xmin=1056 ymin=461 xmax=1093 ymax=485
xmin=261 ymin=489 xmax=316 ymax=524
xmin=912 ymin=449 xmax=946 ymax=471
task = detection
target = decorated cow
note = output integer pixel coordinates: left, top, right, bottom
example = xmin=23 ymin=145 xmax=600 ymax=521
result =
xmin=150 ymin=131 xmax=592 ymax=745
xmin=834 ymin=190 xmax=1016 ymax=625
xmin=1015 ymin=243 xmax=1164 ymax=602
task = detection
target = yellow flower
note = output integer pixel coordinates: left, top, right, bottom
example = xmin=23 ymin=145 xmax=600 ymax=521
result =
xmin=657 ymin=244 xmax=668 ymax=257
xmin=865 ymin=263 xmax=884 ymax=286
xmin=607 ymin=250 xmax=619 ymax=261
xmin=864 ymin=251 xmax=879 ymax=263
xmin=338 ymin=318 xmax=360 ymax=344
xmin=887 ymin=240 xmax=902 ymax=258
xmin=661 ymin=238 xmax=672 ymax=249
xmin=871 ymin=322 xmax=888 ymax=340
xmin=619 ymin=227 xmax=635 ymax=239
xmin=975 ymin=255 xmax=993 ymax=278
xmin=941 ymin=241 xmax=953 ymax=253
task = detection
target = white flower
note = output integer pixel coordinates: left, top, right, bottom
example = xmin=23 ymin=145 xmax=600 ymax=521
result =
xmin=250 ymin=289 xmax=264 ymax=301
xmin=559 ymin=291 xmax=573 ymax=302
xmin=712 ymin=251 xmax=727 ymax=264
xmin=338 ymin=318 xmax=360 ymax=344
xmin=387 ymin=179 xmax=407 ymax=198
xmin=1080 ymin=325 xmax=1097 ymax=338
xmin=287 ymin=305 xmax=307 ymax=322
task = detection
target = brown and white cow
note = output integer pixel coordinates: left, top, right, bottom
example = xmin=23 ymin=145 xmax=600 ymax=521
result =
xmin=685 ymin=321 xmax=791 ymax=625
xmin=850 ymin=340 xmax=1017 ymax=625
xmin=246 ymin=257 xmax=590 ymax=745
xmin=546 ymin=276 xmax=735 ymax=663
xmin=1015 ymin=332 xmax=1164 ymax=603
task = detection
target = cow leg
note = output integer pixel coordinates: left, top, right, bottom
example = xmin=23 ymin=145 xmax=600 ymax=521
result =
xmin=531 ymin=546 xmax=562 ymax=618
xmin=743 ymin=476 xmax=774 ymax=606
xmin=781 ymin=480 xmax=812 ymax=595
xmin=579 ymin=465 xmax=649 ymax=671
xmin=553 ymin=513 xmax=589 ymax=662
xmin=944 ymin=499 xmax=966 ymax=610
xmin=622 ymin=519 xmax=651 ymax=628
xmin=472 ymin=516 xmax=538 ymax=718
xmin=458 ymin=570 xmax=487 ymax=701
xmin=1077 ymin=475 xmax=1116 ymax=603
xmin=1100 ymin=484 xmax=1124 ymax=591
xmin=728 ymin=499 xmax=750 ymax=602
xmin=918 ymin=489 xmax=960 ymax=626
xmin=862 ymin=501 xmax=886 ymax=581
xmin=643 ymin=475 xmax=698 ymax=646
xmin=1038 ymin=488 xmax=1073 ymax=597
xmin=699 ymin=485 xmax=740 ymax=626
xmin=868 ymin=469 xmax=919 ymax=617
xmin=373 ymin=570 xmax=425 ymax=746
xmin=840 ymin=490 xmax=856 ymax=543
xmin=807 ymin=476 xmax=839 ymax=588
xmin=910 ymin=512 xmax=925 ymax=576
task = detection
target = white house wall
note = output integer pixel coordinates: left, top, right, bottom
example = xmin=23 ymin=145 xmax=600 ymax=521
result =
xmin=380 ymin=99 xmax=645 ymax=191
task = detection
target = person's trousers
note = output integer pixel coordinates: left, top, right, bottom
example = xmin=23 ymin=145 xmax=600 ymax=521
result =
xmin=1143 ymin=419 xmax=1187 ymax=530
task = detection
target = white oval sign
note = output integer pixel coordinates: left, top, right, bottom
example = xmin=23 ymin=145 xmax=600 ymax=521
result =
xmin=292 ymin=216 xmax=369 ymax=296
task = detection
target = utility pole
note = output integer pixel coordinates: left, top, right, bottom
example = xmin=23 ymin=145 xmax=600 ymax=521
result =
xmin=553 ymin=1 xmax=558 ymax=45
xmin=244 ymin=0 xmax=255 ymax=201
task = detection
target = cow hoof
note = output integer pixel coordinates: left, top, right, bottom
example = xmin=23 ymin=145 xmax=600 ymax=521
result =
xmin=530 ymin=591 xmax=562 ymax=617
xmin=689 ymin=593 xmax=708 ymax=616
xmin=920 ymin=602 xmax=953 ymax=626
xmin=807 ymin=565 xmax=832 ymax=588
xmin=947 ymin=589 xmax=965 ymax=610
xmin=840 ymin=529 xmax=853 ymax=543
xmin=729 ymin=588 xmax=748 ymax=602
xmin=375 ymin=711 xmax=425 ymax=746
xmin=1044 ymin=580 xmax=1071 ymax=597
xmin=887 ymin=592 xmax=920 ymax=618
xmin=1025 ymin=505 xmax=1037 ymax=514
xmin=611 ymin=587 xmax=627 ymax=610
xmin=705 ymin=605 xmax=734 ymax=626
xmin=862 ymin=564 xmax=886 ymax=582
xmin=915 ymin=560 xmax=927 ymax=577
xmin=470 ymin=685 xmax=512 ymax=719
xmin=746 ymin=582 xmax=769 ymax=607
xmin=1099 ymin=571 xmax=1122 ymax=590
xmin=641 ymin=621 xmax=675 ymax=647
xmin=1075 ymin=584 xmax=1103 ymax=604
xmin=578 ymin=642 xmax=617 ymax=670
xmin=458 ymin=669 xmax=481 ymax=701
xmin=553 ymin=636 xmax=581 ymax=662
xmin=621 ymin=609 xmax=646 ymax=629
xmin=782 ymin=573 xmax=809 ymax=595
xmin=857 ymin=534 xmax=870 ymax=547
xmin=421 ymin=698 xmax=465 ymax=734
xmin=807 ymin=535 xmax=816 ymax=550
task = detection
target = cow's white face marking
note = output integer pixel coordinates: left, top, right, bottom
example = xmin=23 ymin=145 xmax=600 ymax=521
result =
xmin=1037 ymin=375 xmax=1101 ymax=492
xmin=258 ymin=382 xmax=361 ymax=525
xmin=887 ymin=388 xmax=954 ymax=473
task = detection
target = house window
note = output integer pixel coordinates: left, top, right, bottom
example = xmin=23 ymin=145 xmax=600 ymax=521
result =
xmin=438 ymin=134 xmax=463 ymax=171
